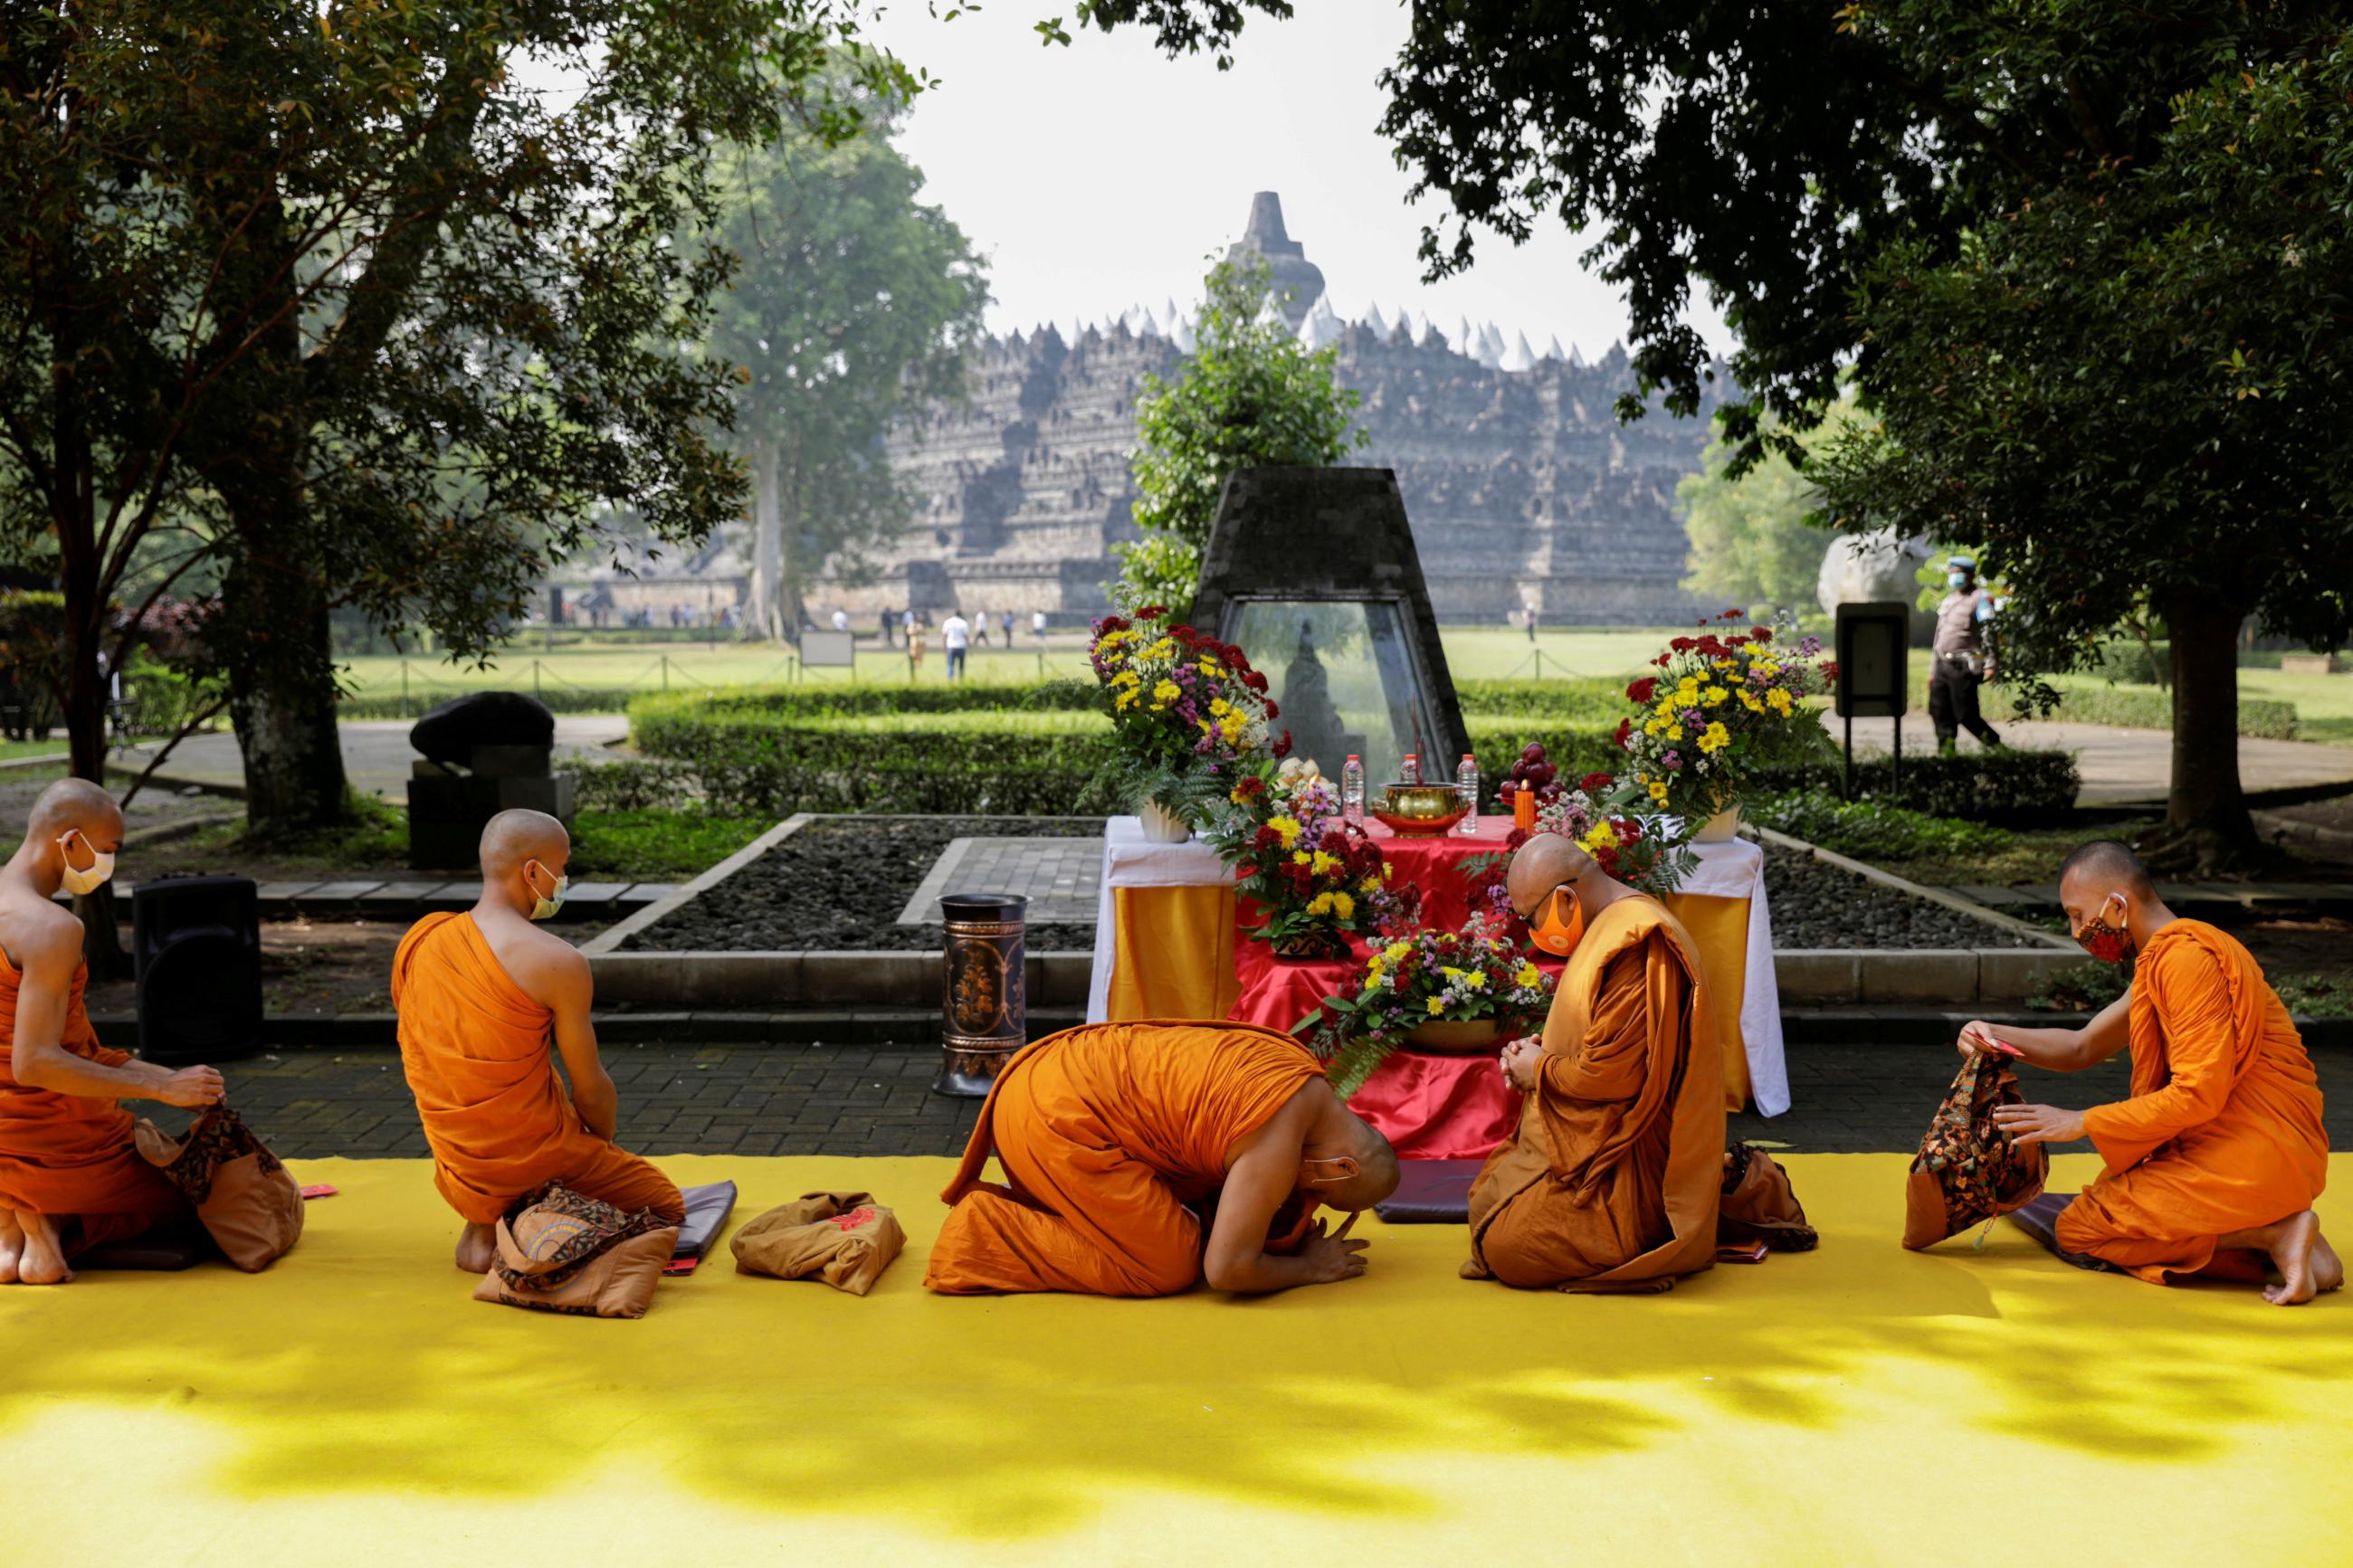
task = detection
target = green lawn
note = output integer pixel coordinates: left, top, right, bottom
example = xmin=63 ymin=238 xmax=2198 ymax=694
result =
xmin=2238 ymin=667 xmax=2353 ymax=746
xmin=337 ymin=624 xmax=1674 ymax=708
xmin=0 ymin=738 xmax=70 ymax=761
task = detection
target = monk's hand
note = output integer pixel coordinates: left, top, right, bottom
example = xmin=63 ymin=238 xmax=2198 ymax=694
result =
xmin=1296 ymin=1214 xmax=1370 ymax=1285
xmin=1500 ymin=1037 xmax=1541 ymax=1093
xmin=1958 ymin=1021 xmax=2024 ymax=1060
xmin=1989 ymin=1103 xmax=2085 ymax=1146
xmin=157 ymin=1065 xmax=225 ymax=1108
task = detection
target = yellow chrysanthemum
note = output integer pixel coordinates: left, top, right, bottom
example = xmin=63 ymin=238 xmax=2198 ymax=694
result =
xmin=1151 ymin=679 xmax=1180 ymax=704
xmin=1268 ymin=815 xmax=1301 ymax=847
xmin=1384 ymin=940 xmax=1411 ymax=962
xmin=1701 ymin=685 xmax=1729 ymax=707
xmin=1648 ymin=779 xmax=1671 ymax=803
xmin=1358 ymin=876 xmax=1380 ymax=894
xmin=1307 ymin=892 xmax=1335 ymax=916
xmin=1698 ymin=721 xmax=1731 ymax=754
xmin=1330 ymin=892 xmax=1355 ymax=922
xmin=1767 ymin=687 xmax=1795 ymax=716
xmin=1311 ymin=851 xmax=1340 ymax=875
xmin=1581 ymin=821 xmax=1619 ymax=853
xmin=1665 ymin=726 xmax=1683 ymax=742
xmin=1514 ymin=962 xmax=1543 ymax=989
xmin=1425 ymin=996 xmax=1447 ymax=1016
xmin=1292 ymin=850 xmax=1310 ymax=866
xmin=1461 ymin=971 xmax=1487 ymax=989
xmin=1739 ymin=690 xmax=1764 ymax=712
xmin=1440 ymin=966 xmax=1464 ymax=982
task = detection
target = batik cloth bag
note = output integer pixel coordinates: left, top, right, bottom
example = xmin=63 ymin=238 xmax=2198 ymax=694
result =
xmin=729 ymin=1190 xmax=906 ymax=1297
xmin=1902 ymin=1055 xmax=2048 ymax=1250
xmin=1719 ymin=1143 xmax=1819 ymax=1251
xmin=134 ymin=1104 xmax=304 ymax=1271
xmin=472 ymin=1184 xmax=680 ymax=1318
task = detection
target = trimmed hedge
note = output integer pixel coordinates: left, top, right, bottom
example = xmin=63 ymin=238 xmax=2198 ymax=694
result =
xmin=1749 ymin=746 xmax=2080 ymax=822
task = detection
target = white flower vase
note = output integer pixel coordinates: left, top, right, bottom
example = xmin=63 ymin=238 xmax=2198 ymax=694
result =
xmin=1137 ymin=799 xmax=1191 ymax=843
xmin=1692 ymin=803 xmax=1742 ymax=843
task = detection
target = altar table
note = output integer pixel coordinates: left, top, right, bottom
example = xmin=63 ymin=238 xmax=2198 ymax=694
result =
xmin=1087 ymin=814 xmax=1789 ymax=1138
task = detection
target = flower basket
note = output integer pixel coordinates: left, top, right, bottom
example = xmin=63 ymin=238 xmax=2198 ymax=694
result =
xmin=1616 ymin=610 xmax=1835 ymax=822
xmin=1291 ymin=919 xmax=1553 ymax=1098
xmin=1086 ymin=606 xmax=1285 ymax=829
xmin=1205 ymin=759 xmax=1417 ymax=955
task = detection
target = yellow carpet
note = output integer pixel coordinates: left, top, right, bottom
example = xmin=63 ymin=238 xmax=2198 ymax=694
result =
xmin=5 ymin=1153 xmax=2351 ymax=1565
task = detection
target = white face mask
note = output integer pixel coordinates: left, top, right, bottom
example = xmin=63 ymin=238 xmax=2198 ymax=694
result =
xmin=57 ymin=832 xmax=115 ymax=896
xmin=526 ymin=860 xmax=568 ymax=921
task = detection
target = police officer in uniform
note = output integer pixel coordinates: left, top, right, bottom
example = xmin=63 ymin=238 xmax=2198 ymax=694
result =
xmin=1930 ymin=555 xmax=2004 ymax=751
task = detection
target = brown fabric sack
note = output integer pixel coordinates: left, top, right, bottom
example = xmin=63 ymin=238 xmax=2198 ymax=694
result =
xmin=730 ymin=1190 xmax=905 ymax=1296
xmin=1903 ymin=1054 xmax=2048 ymax=1250
xmin=472 ymin=1184 xmax=680 ymax=1318
xmin=134 ymin=1106 xmax=304 ymax=1272
xmin=1718 ymin=1143 xmax=1819 ymax=1252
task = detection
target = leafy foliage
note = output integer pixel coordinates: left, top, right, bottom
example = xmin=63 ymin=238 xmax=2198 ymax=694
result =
xmin=1113 ymin=253 xmax=1365 ymax=615
xmin=1677 ymin=404 xmax=1861 ymax=612
xmin=1747 ymin=791 xmax=2008 ymax=863
xmin=1749 ymin=750 xmax=2082 ymax=824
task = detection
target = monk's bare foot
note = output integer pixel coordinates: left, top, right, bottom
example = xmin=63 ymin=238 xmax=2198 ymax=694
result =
xmin=0 ymin=1213 xmax=22 ymax=1283
xmin=2312 ymin=1226 xmax=2344 ymax=1296
xmin=16 ymin=1212 xmax=71 ymax=1286
xmin=454 ymin=1222 xmax=497 ymax=1274
xmin=2259 ymin=1212 xmax=2324 ymax=1306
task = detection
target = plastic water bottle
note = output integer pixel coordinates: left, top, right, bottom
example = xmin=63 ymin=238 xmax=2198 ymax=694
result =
xmin=1400 ymin=752 xmax=1421 ymax=785
xmin=1341 ymin=755 xmax=1366 ymax=822
xmin=1455 ymin=753 xmax=1480 ymax=832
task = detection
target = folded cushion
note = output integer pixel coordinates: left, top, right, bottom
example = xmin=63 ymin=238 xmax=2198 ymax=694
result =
xmin=672 ymin=1181 xmax=738 ymax=1260
xmin=1371 ymin=1159 xmax=1484 ymax=1224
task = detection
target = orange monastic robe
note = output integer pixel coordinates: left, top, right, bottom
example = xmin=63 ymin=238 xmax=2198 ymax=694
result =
xmin=925 ymin=1021 xmax=1325 ymax=1296
xmin=2055 ymin=920 xmax=2329 ymax=1283
xmin=1464 ymin=896 xmax=1724 ymax=1292
xmin=390 ymin=913 xmax=682 ymax=1226
xmin=0 ymin=949 xmax=186 ymax=1250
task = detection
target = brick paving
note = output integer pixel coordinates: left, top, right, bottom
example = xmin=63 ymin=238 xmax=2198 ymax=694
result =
xmin=219 ymin=1039 xmax=2353 ymax=1159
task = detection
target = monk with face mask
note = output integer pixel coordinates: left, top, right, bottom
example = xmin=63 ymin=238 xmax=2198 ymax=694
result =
xmin=926 ymin=1021 xmax=1400 ymax=1297
xmin=1462 ymin=832 xmax=1724 ymax=1292
xmin=391 ymin=810 xmax=682 ymax=1271
xmin=1961 ymin=840 xmax=2337 ymax=1304
xmin=0 ymin=778 xmax=223 ymax=1284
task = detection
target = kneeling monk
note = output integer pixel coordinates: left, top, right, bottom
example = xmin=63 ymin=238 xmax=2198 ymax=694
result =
xmin=926 ymin=1022 xmax=1399 ymax=1296
xmin=1 ymin=779 xmax=224 ymax=1283
xmin=392 ymin=810 xmax=682 ymax=1271
xmin=1463 ymin=832 xmax=1723 ymax=1292
xmin=1970 ymin=841 xmax=2337 ymax=1304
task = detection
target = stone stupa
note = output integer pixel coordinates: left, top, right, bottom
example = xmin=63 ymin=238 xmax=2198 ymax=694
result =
xmin=1224 ymin=192 xmax=1327 ymax=329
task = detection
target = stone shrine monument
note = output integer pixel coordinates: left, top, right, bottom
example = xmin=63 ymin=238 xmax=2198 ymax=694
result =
xmin=1190 ymin=467 xmax=1472 ymax=785
xmin=405 ymin=691 xmax=576 ymax=870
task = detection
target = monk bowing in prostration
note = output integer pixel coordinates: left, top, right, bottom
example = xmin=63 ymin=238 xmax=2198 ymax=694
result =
xmin=1463 ymin=832 xmax=1724 ymax=1292
xmin=925 ymin=1021 xmax=1399 ymax=1297
xmin=391 ymin=809 xmax=682 ymax=1271
xmin=0 ymin=779 xmax=224 ymax=1284
xmin=1966 ymin=840 xmax=2338 ymax=1305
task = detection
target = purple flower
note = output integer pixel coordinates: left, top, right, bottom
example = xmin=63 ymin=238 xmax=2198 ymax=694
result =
xmin=1663 ymin=751 xmax=1682 ymax=770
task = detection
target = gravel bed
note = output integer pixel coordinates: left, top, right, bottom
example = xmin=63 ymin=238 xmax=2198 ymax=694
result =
xmin=1763 ymin=842 xmax=2014 ymax=949
xmin=623 ymin=815 xmax=1104 ymax=953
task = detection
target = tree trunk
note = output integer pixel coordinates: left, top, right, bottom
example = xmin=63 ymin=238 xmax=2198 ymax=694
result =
xmin=225 ymin=572 xmax=348 ymax=836
xmin=748 ymin=438 xmax=786 ymax=641
xmin=2162 ymin=594 xmax=2258 ymax=870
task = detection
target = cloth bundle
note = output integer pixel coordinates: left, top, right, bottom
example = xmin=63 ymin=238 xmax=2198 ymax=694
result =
xmin=1903 ymin=1054 xmax=2049 ymax=1250
xmin=730 ymin=1191 xmax=905 ymax=1296
xmin=472 ymin=1184 xmax=681 ymax=1318
xmin=133 ymin=1105 xmax=303 ymax=1272
xmin=1718 ymin=1143 xmax=1818 ymax=1252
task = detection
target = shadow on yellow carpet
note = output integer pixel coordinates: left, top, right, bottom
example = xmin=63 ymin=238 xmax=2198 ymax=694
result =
xmin=2 ymin=1153 xmax=2349 ymax=1565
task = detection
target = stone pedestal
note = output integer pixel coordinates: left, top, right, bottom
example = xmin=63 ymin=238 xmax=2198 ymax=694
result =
xmin=406 ymin=766 xmax=576 ymax=870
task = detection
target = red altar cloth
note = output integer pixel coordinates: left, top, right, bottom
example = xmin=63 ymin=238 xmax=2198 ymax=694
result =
xmin=1228 ymin=895 xmax=1525 ymax=1163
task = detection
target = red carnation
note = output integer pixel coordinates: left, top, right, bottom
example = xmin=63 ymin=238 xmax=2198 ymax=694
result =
xmin=1722 ymin=608 xmax=1742 ymax=620
xmin=1821 ymin=660 xmax=1840 ymax=682
xmin=1138 ymin=605 xmax=1167 ymax=619
xmin=1272 ymin=730 xmax=1292 ymax=758
xmin=1670 ymin=637 xmax=1695 ymax=652
xmin=1626 ymin=677 xmax=1657 ymax=705
xmin=1236 ymin=774 xmax=1267 ymax=800
xmin=1244 ymin=670 xmax=1269 ymax=693
xmin=1253 ymin=826 xmax=1280 ymax=852
xmin=1751 ymin=626 xmax=1773 ymax=643
xmin=1613 ymin=717 xmax=1633 ymax=748
xmin=1580 ymin=772 xmax=1615 ymax=794
xmin=1264 ymin=700 xmax=1280 ymax=720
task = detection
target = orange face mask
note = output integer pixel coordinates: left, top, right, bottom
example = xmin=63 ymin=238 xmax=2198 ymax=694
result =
xmin=1528 ymin=885 xmax=1586 ymax=956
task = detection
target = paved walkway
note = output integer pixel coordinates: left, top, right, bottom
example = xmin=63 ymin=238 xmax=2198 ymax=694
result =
xmin=216 ymin=1038 xmax=2353 ymax=1159
xmin=114 ymin=716 xmax=631 ymax=800
xmin=1831 ymin=714 xmax=2353 ymax=803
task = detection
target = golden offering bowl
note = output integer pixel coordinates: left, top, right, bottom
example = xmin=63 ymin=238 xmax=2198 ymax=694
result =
xmin=1371 ymin=784 xmax=1469 ymax=836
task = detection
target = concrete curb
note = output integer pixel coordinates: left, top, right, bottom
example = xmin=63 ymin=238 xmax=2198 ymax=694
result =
xmin=578 ymin=813 xmax=812 ymax=956
xmin=0 ymin=753 xmax=69 ymax=772
xmin=1773 ymin=947 xmax=2085 ymax=1003
xmin=586 ymin=947 xmax=1095 ymax=1010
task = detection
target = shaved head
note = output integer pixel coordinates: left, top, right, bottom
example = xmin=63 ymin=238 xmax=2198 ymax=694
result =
xmin=1506 ymin=832 xmax=1596 ymax=919
xmin=1310 ymin=1110 xmax=1401 ymax=1212
xmin=2059 ymin=839 xmax=2154 ymax=898
xmin=24 ymin=777 xmax=122 ymax=850
xmin=478 ymin=809 xmax=568 ymax=880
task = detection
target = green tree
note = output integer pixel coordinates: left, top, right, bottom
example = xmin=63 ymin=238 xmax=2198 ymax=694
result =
xmin=1076 ymin=1 xmax=2350 ymax=864
xmin=1677 ymin=403 xmax=1859 ymax=613
xmin=711 ymin=97 xmax=992 ymax=641
xmin=0 ymin=2 xmax=917 ymax=838
xmin=1114 ymin=252 xmax=1364 ymax=617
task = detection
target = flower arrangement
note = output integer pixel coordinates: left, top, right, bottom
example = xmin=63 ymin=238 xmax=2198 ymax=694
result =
xmin=1086 ymin=606 xmax=1287 ymax=824
xmin=1462 ymin=768 xmax=1698 ymax=925
xmin=1616 ymin=609 xmax=1835 ymax=822
xmin=1292 ymin=917 xmax=1557 ymax=1098
xmin=1204 ymin=758 xmax=1416 ymax=957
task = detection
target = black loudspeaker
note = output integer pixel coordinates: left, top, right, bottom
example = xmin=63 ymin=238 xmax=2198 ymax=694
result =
xmin=133 ymin=875 xmax=263 ymax=1066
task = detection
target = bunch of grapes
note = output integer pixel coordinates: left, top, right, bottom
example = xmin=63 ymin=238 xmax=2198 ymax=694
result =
xmin=1496 ymin=742 xmax=1563 ymax=806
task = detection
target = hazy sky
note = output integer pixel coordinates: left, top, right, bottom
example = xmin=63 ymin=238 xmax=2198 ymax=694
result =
xmin=864 ymin=4 xmax=1733 ymax=357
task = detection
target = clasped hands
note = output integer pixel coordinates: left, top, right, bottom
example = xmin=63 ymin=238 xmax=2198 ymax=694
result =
xmin=1498 ymin=1034 xmax=1541 ymax=1093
